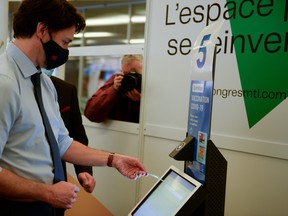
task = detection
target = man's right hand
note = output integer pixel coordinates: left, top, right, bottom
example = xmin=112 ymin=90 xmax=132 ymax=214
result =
xmin=47 ymin=181 xmax=80 ymax=209
xmin=113 ymin=71 xmax=124 ymax=91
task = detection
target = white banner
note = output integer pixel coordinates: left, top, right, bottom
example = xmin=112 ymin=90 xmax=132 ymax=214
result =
xmin=143 ymin=0 xmax=288 ymax=159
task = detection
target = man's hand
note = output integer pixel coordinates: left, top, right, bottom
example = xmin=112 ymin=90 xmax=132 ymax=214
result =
xmin=113 ymin=72 xmax=124 ymax=91
xmin=47 ymin=181 xmax=80 ymax=209
xmin=126 ymin=89 xmax=141 ymax=102
xmin=112 ymin=154 xmax=146 ymax=180
xmin=78 ymin=172 xmax=96 ymax=193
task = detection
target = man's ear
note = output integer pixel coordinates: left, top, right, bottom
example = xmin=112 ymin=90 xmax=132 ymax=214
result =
xmin=36 ymin=22 xmax=48 ymax=41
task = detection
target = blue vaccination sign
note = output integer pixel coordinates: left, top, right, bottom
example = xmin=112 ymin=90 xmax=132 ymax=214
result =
xmin=186 ymin=20 xmax=223 ymax=184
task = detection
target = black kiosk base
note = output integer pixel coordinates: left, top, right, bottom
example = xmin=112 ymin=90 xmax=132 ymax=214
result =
xmin=169 ymin=136 xmax=227 ymax=216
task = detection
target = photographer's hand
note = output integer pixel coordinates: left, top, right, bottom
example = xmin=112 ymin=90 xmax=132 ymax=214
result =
xmin=113 ymin=72 xmax=124 ymax=91
xmin=126 ymin=89 xmax=141 ymax=102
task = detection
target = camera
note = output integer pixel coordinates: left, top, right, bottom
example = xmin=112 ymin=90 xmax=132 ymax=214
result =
xmin=120 ymin=70 xmax=142 ymax=94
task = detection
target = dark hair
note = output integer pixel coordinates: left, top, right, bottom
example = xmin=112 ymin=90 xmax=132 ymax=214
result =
xmin=13 ymin=0 xmax=86 ymax=38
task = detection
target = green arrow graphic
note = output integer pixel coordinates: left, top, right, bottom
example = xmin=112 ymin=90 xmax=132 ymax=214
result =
xmin=227 ymin=0 xmax=288 ymax=128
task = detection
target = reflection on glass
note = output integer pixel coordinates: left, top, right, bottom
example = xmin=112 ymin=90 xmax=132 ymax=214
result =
xmin=71 ymin=2 xmax=146 ymax=46
xmin=64 ymin=54 xmax=143 ymax=124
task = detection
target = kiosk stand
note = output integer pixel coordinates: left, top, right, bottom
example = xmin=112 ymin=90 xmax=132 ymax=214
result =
xmin=169 ymin=20 xmax=227 ymax=216
xmin=170 ymin=136 xmax=227 ymax=216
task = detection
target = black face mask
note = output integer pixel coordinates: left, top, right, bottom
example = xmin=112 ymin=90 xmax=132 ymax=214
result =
xmin=42 ymin=38 xmax=69 ymax=70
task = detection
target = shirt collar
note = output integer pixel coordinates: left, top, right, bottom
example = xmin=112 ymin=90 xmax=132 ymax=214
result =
xmin=6 ymin=42 xmax=39 ymax=78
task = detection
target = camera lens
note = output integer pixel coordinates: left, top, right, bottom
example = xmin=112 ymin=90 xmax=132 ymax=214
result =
xmin=120 ymin=72 xmax=141 ymax=94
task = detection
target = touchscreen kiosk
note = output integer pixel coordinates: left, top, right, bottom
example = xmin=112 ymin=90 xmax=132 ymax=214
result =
xmin=128 ymin=165 xmax=202 ymax=216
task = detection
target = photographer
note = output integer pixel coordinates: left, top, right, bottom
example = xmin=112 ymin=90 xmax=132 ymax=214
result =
xmin=84 ymin=55 xmax=143 ymax=123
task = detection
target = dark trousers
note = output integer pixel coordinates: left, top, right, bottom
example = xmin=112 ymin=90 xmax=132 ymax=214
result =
xmin=0 ymin=199 xmax=65 ymax=216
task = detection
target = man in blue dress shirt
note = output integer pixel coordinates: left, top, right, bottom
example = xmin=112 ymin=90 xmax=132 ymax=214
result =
xmin=0 ymin=1 xmax=146 ymax=215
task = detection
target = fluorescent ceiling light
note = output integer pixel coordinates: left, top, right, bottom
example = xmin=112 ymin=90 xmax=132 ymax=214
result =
xmin=121 ymin=38 xmax=145 ymax=44
xmin=129 ymin=39 xmax=145 ymax=44
xmin=74 ymin=32 xmax=114 ymax=38
xmin=131 ymin=16 xmax=146 ymax=23
xmin=86 ymin=15 xmax=146 ymax=26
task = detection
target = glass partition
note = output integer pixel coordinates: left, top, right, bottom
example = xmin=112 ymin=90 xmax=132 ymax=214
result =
xmin=67 ymin=1 xmax=146 ymax=47
xmin=65 ymin=55 xmax=123 ymax=113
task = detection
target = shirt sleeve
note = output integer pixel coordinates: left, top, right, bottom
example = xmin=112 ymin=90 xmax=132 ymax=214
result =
xmin=0 ymin=75 xmax=20 ymax=155
xmin=84 ymin=75 xmax=121 ymax=123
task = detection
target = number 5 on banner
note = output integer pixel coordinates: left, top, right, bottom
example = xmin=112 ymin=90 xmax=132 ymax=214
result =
xmin=197 ymin=34 xmax=212 ymax=69
xmin=191 ymin=20 xmax=224 ymax=81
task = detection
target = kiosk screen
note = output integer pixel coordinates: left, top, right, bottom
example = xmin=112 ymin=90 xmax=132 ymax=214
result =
xmin=129 ymin=165 xmax=202 ymax=216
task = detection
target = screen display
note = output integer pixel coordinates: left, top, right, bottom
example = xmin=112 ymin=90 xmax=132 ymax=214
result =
xmin=129 ymin=166 xmax=201 ymax=216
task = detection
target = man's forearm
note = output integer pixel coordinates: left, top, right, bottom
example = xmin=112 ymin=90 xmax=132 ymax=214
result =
xmin=0 ymin=168 xmax=51 ymax=203
xmin=63 ymin=141 xmax=147 ymax=180
xmin=62 ymin=141 xmax=111 ymax=167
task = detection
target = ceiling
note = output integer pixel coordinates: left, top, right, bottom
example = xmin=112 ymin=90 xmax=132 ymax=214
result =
xmin=8 ymin=0 xmax=147 ymax=46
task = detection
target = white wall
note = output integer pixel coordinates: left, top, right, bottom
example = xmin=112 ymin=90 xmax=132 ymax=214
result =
xmin=222 ymin=149 xmax=288 ymax=216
